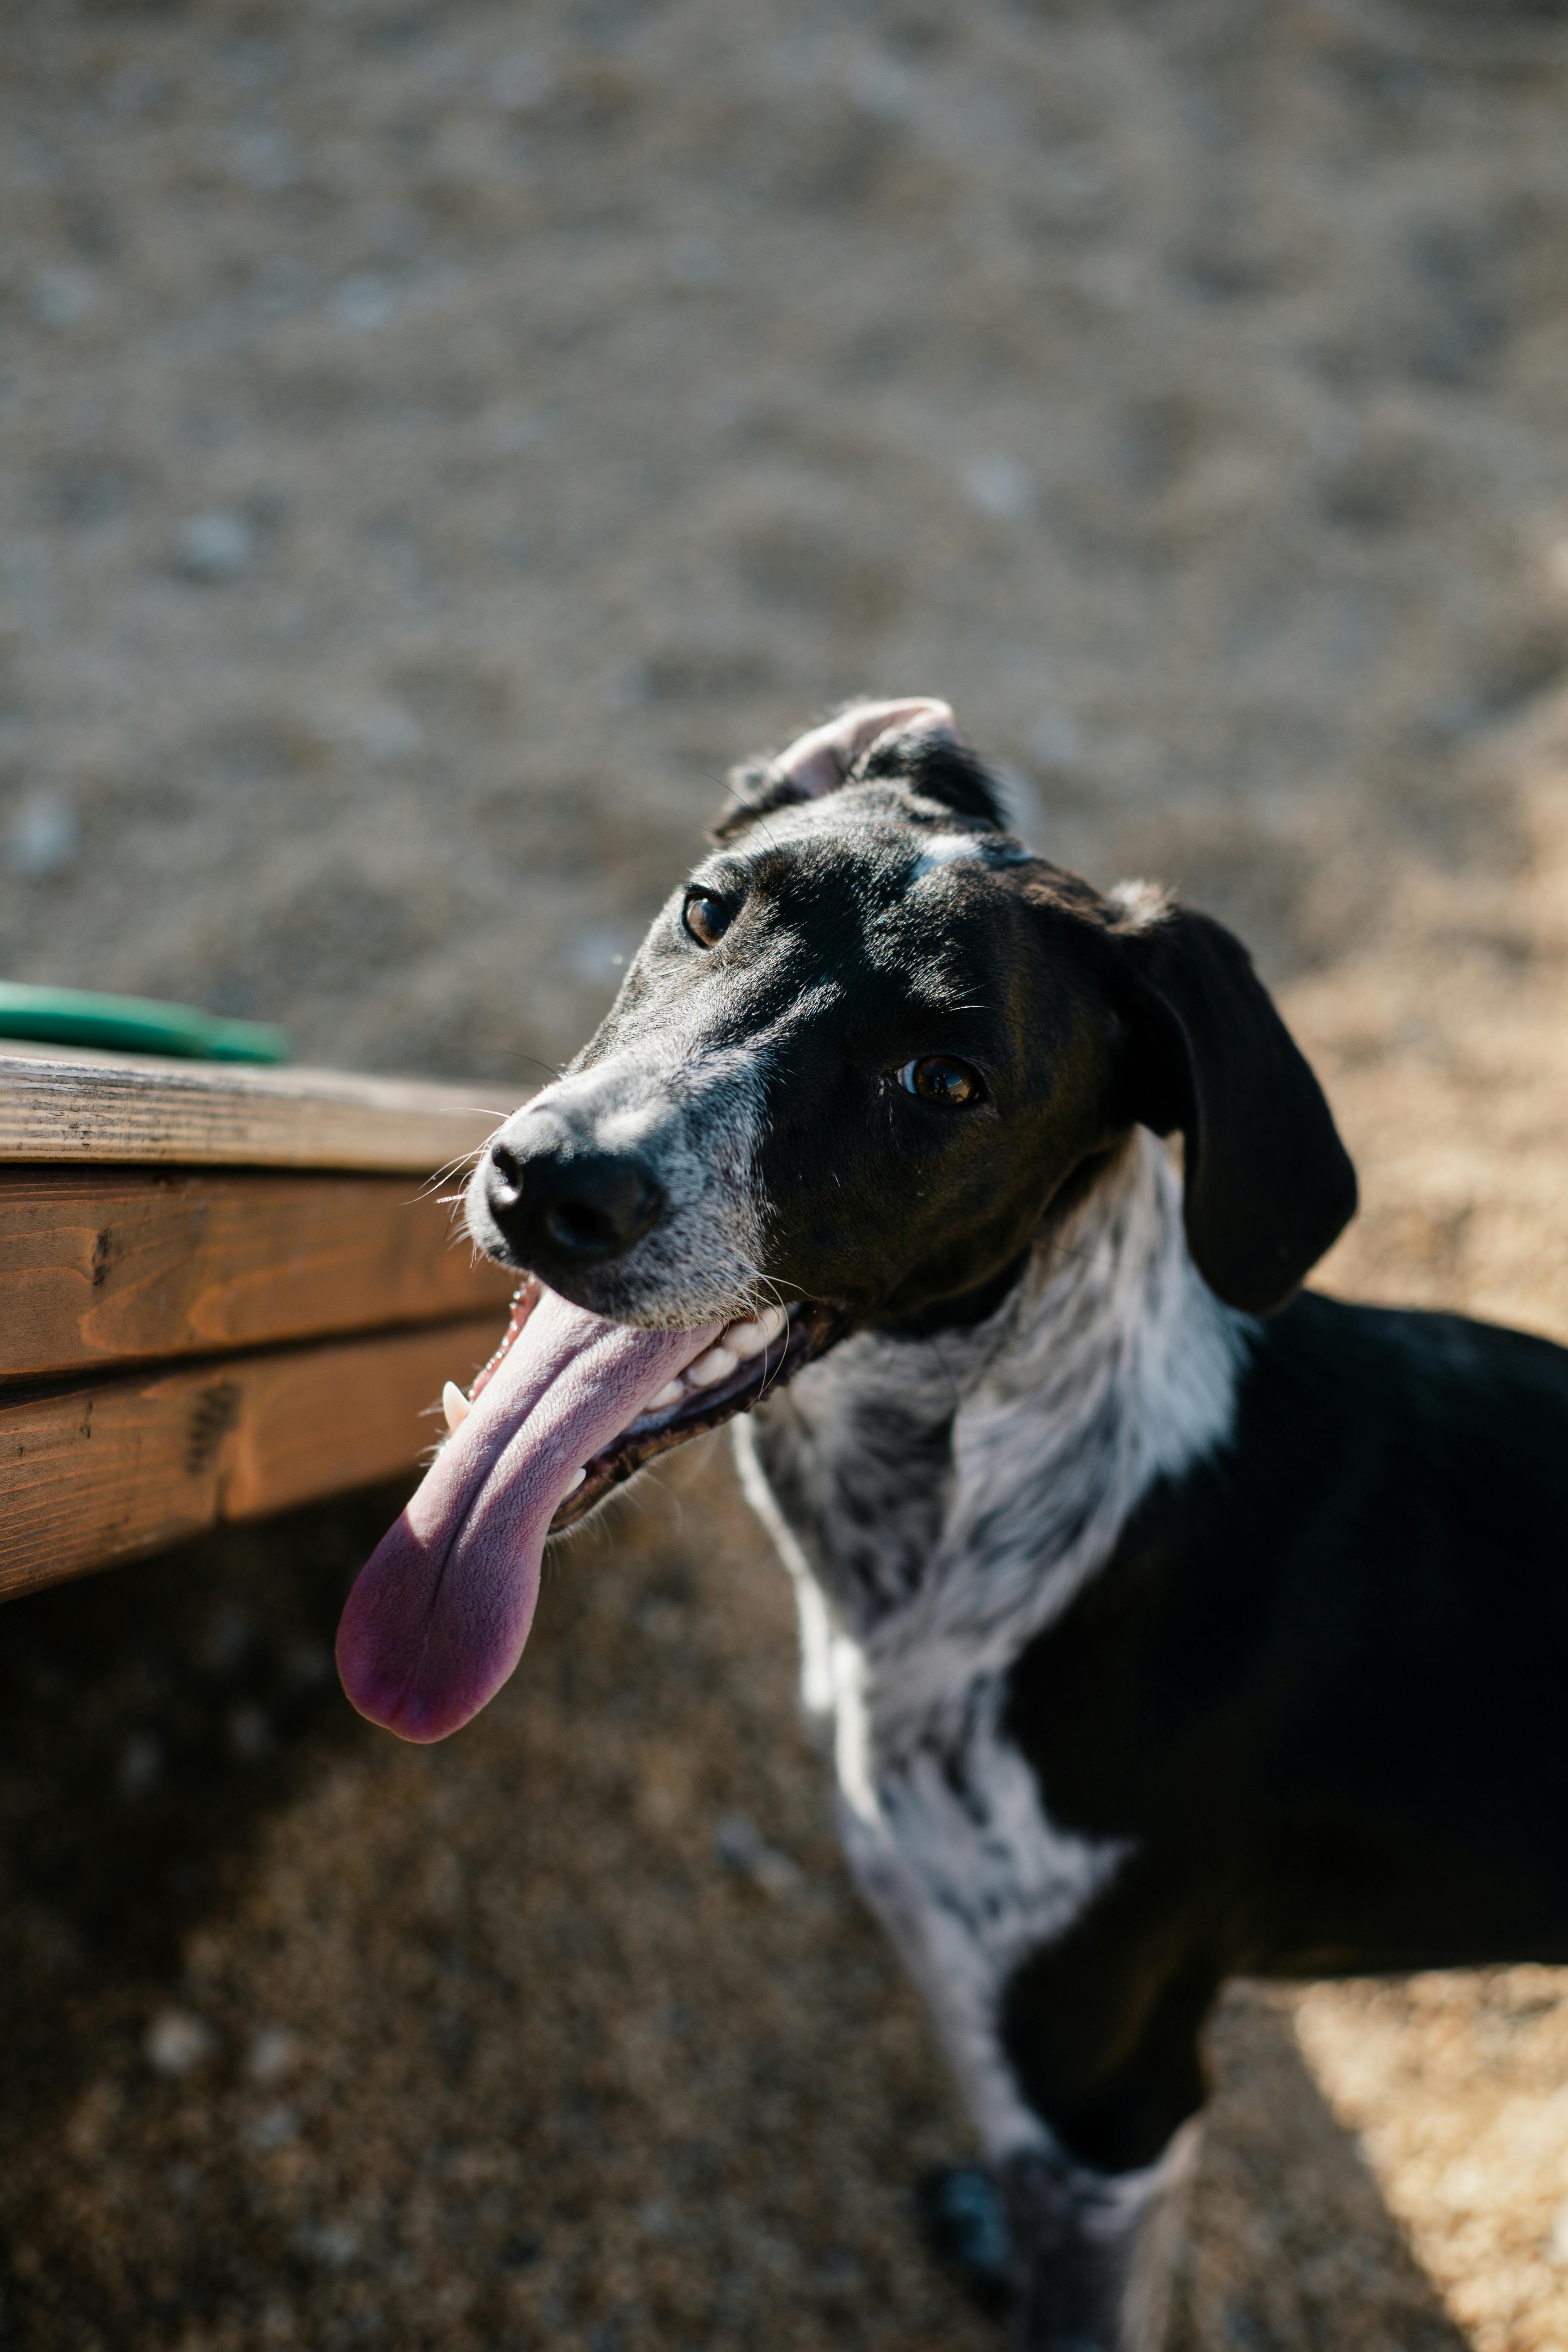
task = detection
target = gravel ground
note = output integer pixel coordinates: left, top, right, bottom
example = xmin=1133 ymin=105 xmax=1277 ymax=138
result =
xmin=5 ymin=0 xmax=1568 ymax=2344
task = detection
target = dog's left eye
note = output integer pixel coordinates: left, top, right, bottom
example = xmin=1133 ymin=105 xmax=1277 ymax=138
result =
xmin=900 ymin=1056 xmax=984 ymax=1106
xmin=683 ymin=892 xmax=731 ymax=948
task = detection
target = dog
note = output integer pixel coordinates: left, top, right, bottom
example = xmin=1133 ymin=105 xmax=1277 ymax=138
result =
xmin=338 ymin=699 xmax=1568 ymax=2351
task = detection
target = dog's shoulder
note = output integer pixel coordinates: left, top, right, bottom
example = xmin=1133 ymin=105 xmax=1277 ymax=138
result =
xmin=996 ymin=1286 xmax=1568 ymax=1958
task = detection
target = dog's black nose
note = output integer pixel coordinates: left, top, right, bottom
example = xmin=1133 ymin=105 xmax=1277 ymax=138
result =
xmin=483 ymin=1131 xmax=663 ymax=1266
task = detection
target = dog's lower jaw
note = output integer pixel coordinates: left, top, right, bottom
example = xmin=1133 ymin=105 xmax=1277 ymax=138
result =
xmin=544 ymin=1296 xmax=841 ymax=1534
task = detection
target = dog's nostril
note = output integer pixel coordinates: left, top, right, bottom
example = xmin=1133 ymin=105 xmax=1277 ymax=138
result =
xmin=489 ymin=1141 xmax=522 ymax=1195
xmin=540 ymin=1162 xmax=663 ymax=1260
xmin=545 ymin=1199 xmax=618 ymax=1255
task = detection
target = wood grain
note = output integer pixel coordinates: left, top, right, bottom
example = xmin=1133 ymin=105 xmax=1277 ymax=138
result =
xmin=0 ymin=1168 xmax=516 ymax=1379
xmin=0 ymin=1042 xmax=518 ymax=1171
xmin=0 ymin=1314 xmax=506 ymax=1598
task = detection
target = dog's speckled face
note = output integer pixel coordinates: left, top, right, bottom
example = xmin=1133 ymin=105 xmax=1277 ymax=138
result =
xmin=467 ymin=772 xmax=1129 ymax=1339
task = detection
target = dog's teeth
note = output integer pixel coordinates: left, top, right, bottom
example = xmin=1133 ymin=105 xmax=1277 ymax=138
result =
xmin=724 ymin=1303 xmax=789 ymax=1358
xmin=649 ymin=1378 xmax=686 ymax=1410
xmin=442 ymin=1381 xmax=471 ymax=1432
xmin=565 ymin=1466 xmax=586 ymax=1492
xmin=686 ymin=1344 xmax=739 ymax=1387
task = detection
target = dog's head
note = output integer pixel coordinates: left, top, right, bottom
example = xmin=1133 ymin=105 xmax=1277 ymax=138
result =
xmin=470 ymin=695 xmax=1353 ymax=1331
xmin=339 ymin=701 xmax=1355 ymax=1743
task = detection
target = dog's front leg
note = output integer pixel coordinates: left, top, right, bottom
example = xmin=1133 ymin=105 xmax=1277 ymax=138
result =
xmin=997 ymin=2120 xmax=1198 ymax=2352
xmin=846 ymin=1813 xmax=1201 ymax=2349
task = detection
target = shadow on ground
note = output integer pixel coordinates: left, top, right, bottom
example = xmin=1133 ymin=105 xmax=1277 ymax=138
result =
xmin=0 ymin=1450 xmax=1473 ymax=2352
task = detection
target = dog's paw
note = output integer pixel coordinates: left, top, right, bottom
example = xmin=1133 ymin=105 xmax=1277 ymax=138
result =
xmin=915 ymin=2164 xmax=1014 ymax=2314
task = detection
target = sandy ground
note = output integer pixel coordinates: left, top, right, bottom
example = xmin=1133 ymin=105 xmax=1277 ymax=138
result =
xmin=5 ymin=0 xmax=1568 ymax=2344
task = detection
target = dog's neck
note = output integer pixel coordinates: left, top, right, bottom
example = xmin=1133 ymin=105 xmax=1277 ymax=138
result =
xmin=748 ymin=1128 xmax=1252 ymax=1723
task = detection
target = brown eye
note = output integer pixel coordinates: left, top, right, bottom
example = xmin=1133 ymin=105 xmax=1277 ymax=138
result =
xmin=683 ymin=892 xmax=731 ymax=948
xmin=900 ymin=1055 xmax=983 ymax=1106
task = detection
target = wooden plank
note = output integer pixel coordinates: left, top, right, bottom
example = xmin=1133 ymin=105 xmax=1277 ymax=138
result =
xmin=0 ymin=1315 xmax=505 ymax=1599
xmin=0 ymin=1041 xmax=518 ymax=1171
xmin=0 ymin=1168 xmax=516 ymax=1380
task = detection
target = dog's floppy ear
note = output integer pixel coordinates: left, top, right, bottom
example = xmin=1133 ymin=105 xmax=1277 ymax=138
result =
xmin=1106 ymin=888 xmax=1357 ymax=1315
xmin=712 ymin=698 xmax=1005 ymax=841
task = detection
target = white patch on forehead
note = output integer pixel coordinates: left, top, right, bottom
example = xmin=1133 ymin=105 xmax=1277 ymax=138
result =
xmin=906 ymin=831 xmax=1033 ymax=885
xmin=908 ymin=831 xmax=986 ymax=880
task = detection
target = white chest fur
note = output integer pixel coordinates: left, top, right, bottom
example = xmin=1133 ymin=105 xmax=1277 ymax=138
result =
xmin=732 ymin=1132 xmax=1249 ymax=2157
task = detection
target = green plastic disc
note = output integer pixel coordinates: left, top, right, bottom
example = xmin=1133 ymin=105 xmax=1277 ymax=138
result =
xmin=0 ymin=982 xmax=291 ymax=1064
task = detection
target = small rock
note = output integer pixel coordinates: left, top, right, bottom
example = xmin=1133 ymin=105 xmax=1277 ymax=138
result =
xmin=199 ymin=1608 xmax=253 ymax=1672
xmin=31 ymin=267 xmax=95 ymax=328
xmin=752 ymin=1847 xmax=804 ymax=1899
xmin=348 ymin=701 xmax=423 ymax=765
xmin=248 ymin=2025 xmax=298 ymax=2084
xmin=715 ymin=1813 xmax=803 ymax=1897
xmin=665 ymin=233 xmax=729 ymax=290
xmin=216 ymin=37 xmax=294 ymax=94
xmin=104 ymin=63 xmax=170 ymax=117
xmin=292 ymin=2219 xmax=359 ymax=2267
xmin=961 ymin=453 xmax=1040 ymax=522
xmin=488 ymin=50 xmax=556 ymax=112
xmin=228 ymin=1703 xmax=273 ymax=1761
xmin=145 ymin=2008 xmax=216 ymax=2077
xmin=715 ymin=1813 xmax=763 ymax=1871
xmin=249 ymin=2103 xmax=302 ymax=2149
xmin=845 ymin=51 xmax=914 ymax=122
xmin=228 ymin=127 xmax=300 ymax=193
xmin=6 ymin=793 xmax=81 ymax=880
xmin=1078 ymin=249 xmax=1139 ymax=309
xmin=176 ymin=509 xmax=255 ymax=581
xmin=335 ymin=275 xmax=392 ymax=333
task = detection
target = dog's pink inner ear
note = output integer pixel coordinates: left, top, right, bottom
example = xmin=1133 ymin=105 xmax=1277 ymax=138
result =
xmin=772 ymin=698 xmax=958 ymax=799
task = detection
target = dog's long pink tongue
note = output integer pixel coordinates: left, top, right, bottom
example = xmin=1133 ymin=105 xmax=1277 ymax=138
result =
xmin=336 ymin=1286 xmax=720 ymax=1744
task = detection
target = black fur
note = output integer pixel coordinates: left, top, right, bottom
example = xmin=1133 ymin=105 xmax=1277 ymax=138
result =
xmin=998 ymin=1291 xmax=1568 ymax=2167
xmin=1107 ymin=904 xmax=1358 ymax=1314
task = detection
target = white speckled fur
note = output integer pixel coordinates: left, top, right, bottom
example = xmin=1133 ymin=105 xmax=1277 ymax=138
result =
xmin=743 ymin=1127 xmax=1249 ymax=1732
xmin=735 ymin=1129 xmax=1250 ymax=2341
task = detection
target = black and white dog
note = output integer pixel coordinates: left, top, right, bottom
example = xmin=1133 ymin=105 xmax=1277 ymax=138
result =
xmin=339 ymin=700 xmax=1568 ymax=2352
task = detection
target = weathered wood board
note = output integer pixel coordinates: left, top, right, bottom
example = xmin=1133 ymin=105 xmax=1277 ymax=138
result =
xmin=0 ymin=1314 xmax=504 ymax=1598
xmin=0 ymin=1167 xmax=514 ymax=1379
xmin=0 ymin=1046 xmax=522 ymax=1599
xmin=0 ymin=1042 xmax=511 ymax=1170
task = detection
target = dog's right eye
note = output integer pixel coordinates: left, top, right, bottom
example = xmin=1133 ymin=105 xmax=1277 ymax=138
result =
xmin=683 ymin=893 xmax=731 ymax=948
xmin=900 ymin=1055 xmax=984 ymax=1106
